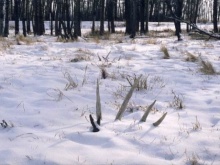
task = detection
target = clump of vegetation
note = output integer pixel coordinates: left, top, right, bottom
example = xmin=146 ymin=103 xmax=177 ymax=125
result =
xmin=70 ymin=54 xmax=91 ymax=62
xmin=160 ymin=45 xmax=170 ymax=59
xmin=16 ymin=34 xmax=34 ymax=45
xmin=185 ymin=51 xmax=198 ymax=62
xmin=85 ymin=30 xmax=110 ymax=42
xmin=0 ymin=37 xmax=11 ymax=50
xmin=189 ymin=32 xmax=209 ymax=40
xmin=0 ymin=37 xmax=6 ymax=42
xmin=185 ymin=153 xmax=200 ymax=165
xmin=200 ymin=59 xmax=216 ymax=75
xmin=144 ymin=38 xmax=157 ymax=45
xmin=100 ymin=67 xmax=108 ymax=79
xmin=126 ymin=75 xmax=148 ymax=91
xmin=70 ymin=49 xmax=92 ymax=62
xmin=169 ymin=91 xmax=184 ymax=110
xmin=192 ymin=116 xmax=202 ymax=131
xmin=64 ymin=72 xmax=77 ymax=90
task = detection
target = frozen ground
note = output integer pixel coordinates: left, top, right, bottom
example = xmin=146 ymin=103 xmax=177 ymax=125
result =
xmin=0 ymin=22 xmax=220 ymax=165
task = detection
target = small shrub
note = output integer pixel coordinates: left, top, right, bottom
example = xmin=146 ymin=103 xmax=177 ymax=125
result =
xmin=160 ymin=45 xmax=170 ymax=59
xmin=16 ymin=35 xmax=34 ymax=45
xmin=126 ymin=75 xmax=148 ymax=91
xmin=169 ymin=91 xmax=184 ymax=110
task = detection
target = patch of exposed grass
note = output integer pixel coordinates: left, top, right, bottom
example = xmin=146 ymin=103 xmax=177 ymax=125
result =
xmin=189 ymin=32 xmax=210 ymax=40
xmin=70 ymin=54 xmax=91 ymax=62
xmin=144 ymin=38 xmax=157 ymax=45
xmin=16 ymin=34 xmax=34 ymax=45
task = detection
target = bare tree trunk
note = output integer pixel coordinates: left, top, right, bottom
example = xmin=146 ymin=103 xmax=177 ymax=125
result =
xmin=74 ymin=0 xmax=81 ymax=38
xmin=107 ymin=0 xmax=115 ymax=33
xmin=0 ymin=1 xmax=4 ymax=36
xmin=165 ymin=0 xmax=183 ymax=41
xmin=130 ymin=0 xmax=136 ymax=38
xmin=100 ymin=0 xmax=105 ymax=35
xmin=49 ymin=0 xmax=53 ymax=35
xmin=140 ymin=0 xmax=145 ymax=34
xmin=22 ymin=0 xmax=27 ymax=37
xmin=125 ymin=0 xmax=131 ymax=34
xmin=145 ymin=0 xmax=149 ymax=33
xmin=33 ymin=0 xmax=45 ymax=35
xmin=213 ymin=0 xmax=218 ymax=32
xmin=26 ymin=0 xmax=31 ymax=34
xmin=92 ymin=0 xmax=97 ymax=33
xmin=15 ymin=0 xmax=21 ymax=35
xmin=4 ymin=0 xmax=10 ymax=37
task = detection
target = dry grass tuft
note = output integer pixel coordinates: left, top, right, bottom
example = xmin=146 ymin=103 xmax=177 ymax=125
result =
xmin=200 ymin=59 xmax=216 ymax=75
xmin=70 ymin=49 xmax=92 ymax=62
xmin=0 ymin=37 xmax=6 ymax=42
xmin=160 ymin=45 xmax=170 ymax=59
xmin=169 ymin=91 xmax=184 ymax=110
xmin=186 ymin=153 xmax=200 ymax=165
xmin=16 ymin=35 xmax=34 ymax=45
xmin=192 ymin=116 xmax=202 ymax=131
xmin=0 ymin=37 xmax=11 ymax=50
xmin=185 ymin=51 xmax=198 ymax=62
xmin=144 ymin=38 xmax=157 ymax=45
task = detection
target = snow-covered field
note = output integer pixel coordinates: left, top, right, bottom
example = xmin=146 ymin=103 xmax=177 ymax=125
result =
xmin=0 ymin=22 xmax=220 ymax=165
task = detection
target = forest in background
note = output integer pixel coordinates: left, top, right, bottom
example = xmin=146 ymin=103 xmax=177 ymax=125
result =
xmin=0 ymin=0 xmax=219 ymax=39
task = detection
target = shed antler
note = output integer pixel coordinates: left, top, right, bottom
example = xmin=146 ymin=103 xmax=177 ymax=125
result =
xmin=140 ymin=100 xmax=156 ymax=122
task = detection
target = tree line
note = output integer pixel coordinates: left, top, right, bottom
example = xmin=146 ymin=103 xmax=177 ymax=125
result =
xmin=0 ymin=0 xmax=219 ymax=40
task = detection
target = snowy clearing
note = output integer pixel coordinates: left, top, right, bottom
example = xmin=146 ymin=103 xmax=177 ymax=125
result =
xmin=0 ymin=22 xmax=220 ymax=165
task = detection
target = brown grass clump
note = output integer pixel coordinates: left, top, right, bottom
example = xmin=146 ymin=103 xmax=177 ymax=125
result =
xmin=16 ymin=35 xmax=34 ymax=45
xmin=160 ymin=45 xmax=170 ymax=59
xmin=185 ymin=51 xmax=198 ymax=62
xmin=200 ymin=59 xmax=216 ymax=75
xmin=145 ymin=38 xmax=157 ymax=45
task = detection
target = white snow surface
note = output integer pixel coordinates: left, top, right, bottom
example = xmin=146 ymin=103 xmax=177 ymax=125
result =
xmin=0 ymin=22 xmax=220 ymax=165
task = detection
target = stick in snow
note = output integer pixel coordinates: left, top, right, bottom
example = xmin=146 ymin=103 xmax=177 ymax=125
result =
xmin=153 ymin=112 xmax=167 ymax=127
xmin=115 ymin=75 xmax=142 ymax=120
xmin=140 ymin=100 xmax=156 ymax=122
